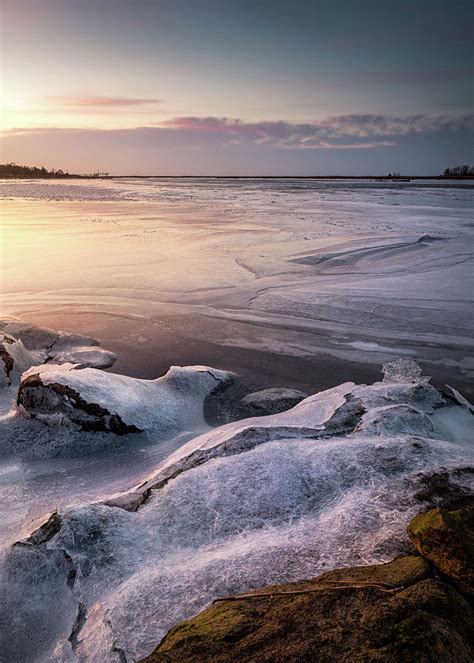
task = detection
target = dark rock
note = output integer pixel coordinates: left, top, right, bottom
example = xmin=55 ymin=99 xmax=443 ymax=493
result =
xmin=17 ymin=373 xmax=140 ymax=435
xmin=410 ymin=469 xmax=473 ymax=509
xmin=407 ymin=501 xmax=474 ymax=597
xmin=14 ymin=512 xmax=62 ymax=546
xmin=240 ymin=387 xmax=309 ymax=416
xmin=140 ymin=556 xmax=474 ymax=662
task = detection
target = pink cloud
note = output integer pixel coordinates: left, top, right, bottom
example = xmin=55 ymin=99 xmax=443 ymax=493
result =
xmin=48 ymin=95 xmax=162 ymax=108
xmin=161 ymin=113 xmax=474 ymax=146
xmin=2 ymin=112 xmax=471 ymax=159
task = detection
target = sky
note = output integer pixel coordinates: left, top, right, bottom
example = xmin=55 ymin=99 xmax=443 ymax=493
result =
xmin=0 ymin=0 xmax=473 ymax=175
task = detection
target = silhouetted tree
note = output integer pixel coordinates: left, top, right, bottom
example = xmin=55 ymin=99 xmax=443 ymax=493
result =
xmin=442 ymin=164 xmax=474 ymax=177
xmin=0 ymin=163 xmax=79 ymax=179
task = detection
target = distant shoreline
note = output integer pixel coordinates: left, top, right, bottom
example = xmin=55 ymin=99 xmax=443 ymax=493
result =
xmin=2 ymin=174 xmax=474 ymax=181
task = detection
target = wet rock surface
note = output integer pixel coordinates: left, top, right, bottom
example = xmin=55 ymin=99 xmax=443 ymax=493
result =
xmin=408 ymin=500 xmax=474 ymax=597
xmin=141 ymin=555 xmax=474 ymax=663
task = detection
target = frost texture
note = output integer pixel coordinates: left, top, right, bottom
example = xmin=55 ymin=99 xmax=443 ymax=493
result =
xmin=0 ymin=366 xmax=472 ymax=662
xmin=382 ymin=359 xmax=430 ymax=384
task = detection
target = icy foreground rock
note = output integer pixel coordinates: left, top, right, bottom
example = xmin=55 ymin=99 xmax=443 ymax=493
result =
xmin=18 ymin=363 xmax=235 ymax=435
xmin=0 ymin=318 xmax=117 ymax=387
xmin=0 ymin=332 xmax=41 ymax=388
xmin=0 ymin=319 xmax=117 ymax=429
xmin=240 ymin=387 xmax=308 ymax=414
xmin=0 ymin=361 xmax=472 ymax=662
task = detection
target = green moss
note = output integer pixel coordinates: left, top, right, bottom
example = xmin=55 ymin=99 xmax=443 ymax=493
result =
xmin=407 ymin=508 xmax=446 ymax=538
xmin=407 ymin=502 xmax=474 ymax=597
xmin=141 ymin=554 xmax=474 ymax=663
xmin=159 ymin=602 xmax=265 ymax=652
xmin=317 ymin=554 xmax=432 ymax=587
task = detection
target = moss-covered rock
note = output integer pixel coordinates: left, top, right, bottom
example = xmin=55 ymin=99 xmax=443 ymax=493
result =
xmin=407 ymin=500 xmax=474 ymax=597
xmin=140 ymin=555 xmax=474 ymax=662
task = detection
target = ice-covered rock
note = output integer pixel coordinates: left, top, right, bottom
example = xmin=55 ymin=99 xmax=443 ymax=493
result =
xmin=49 ymin=345 xmax=117 ymax=369
xmin=0 ymin=318 xmax=117 ymax=370
xmin=17 ymin=363 xmax=235 ymax=435
xmin=382 ymin=358 xmax=431 ymax=384
xmin=105 ymin=374 xmax=467 ymax=510
xmin=240 ymin=387 xmax=308 ymax=415
xmin=0 ymin=319 xmax=96 ymax=353
xmin=1 ymin=364 xmax=472 ymax=662
xmin=0 ymin=319 xmax=61 ymax=352
xmin=102 ymin=381 xmax=359 ymax=508
xmin=0 ymin=332 xmax=42 ymax=387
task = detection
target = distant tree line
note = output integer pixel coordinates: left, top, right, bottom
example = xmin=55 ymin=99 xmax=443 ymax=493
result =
xmin=442 ymin=165 xmax=474 ymax=177
xmin=0 ymin=163 xmax=80 ymax=179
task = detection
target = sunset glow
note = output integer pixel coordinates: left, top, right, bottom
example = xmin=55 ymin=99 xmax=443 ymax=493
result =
xmin=1 ymin=0 xmax=472 ymax=174
xmin=0 ymin=3 xmax=473 ymax=660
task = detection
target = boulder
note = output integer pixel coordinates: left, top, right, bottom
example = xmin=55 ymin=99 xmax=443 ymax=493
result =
xmin=240 ymin=387 xmax=308 ymax=415
xmin=0 ymin=318 xmax=117 ymax=370
xmin=49 ymin=346 xmax=117 ymax=369
xmin=407 ymin=500 xmax=474 ymax=597
xmin=141 ymin=555 xmax=474 ymax=662
xmin=17 ymin=363 xmax=234 ymax=436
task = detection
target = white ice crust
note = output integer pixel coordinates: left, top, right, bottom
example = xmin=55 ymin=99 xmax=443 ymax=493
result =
xmin=0 ymin=319 xmax=117 ymax=373
xmin=0 ymin=333 xmax=42 ymax=387
xmin=0 ymin=363 xmax=472 ymax=663
xmin=20 ymin=362 xmax=234 ymax=434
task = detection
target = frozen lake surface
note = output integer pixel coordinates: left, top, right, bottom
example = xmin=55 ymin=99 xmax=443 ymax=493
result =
xmin=1 ymin=177 xmax=473 ymax=396
xmin=0 ymin=178 xmax=473 ymax=661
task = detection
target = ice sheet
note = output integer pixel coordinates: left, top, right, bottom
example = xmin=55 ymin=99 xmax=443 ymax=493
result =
xmin=1 ymin=178 xmax=473 ymax=394
xmin=0 ymin=179 xmax=473 ymax=661
xmin=0 ymin=368 xmax=472 ymax=662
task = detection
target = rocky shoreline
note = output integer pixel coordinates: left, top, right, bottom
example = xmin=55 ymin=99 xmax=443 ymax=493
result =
xmin=0 ymin=318 xmax=472 ymax=662
xmin=143 ymin=500 xmax=473 ymax=662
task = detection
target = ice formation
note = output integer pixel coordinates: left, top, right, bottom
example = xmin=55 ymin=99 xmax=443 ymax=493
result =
xmin=382 ymin=358 xmax=431 ymax=384
xmin=18 ymin=362 xmax=234 ymax=435
xmin=0 ymin=176 xmax=472 ymax=660
xmin=0 ymin=357 xmax=472 ymax=662
xmin=0 ymin=318 xmax=117 ymax=389
xmin=0 ymin=332 xmax=41 ymax=388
